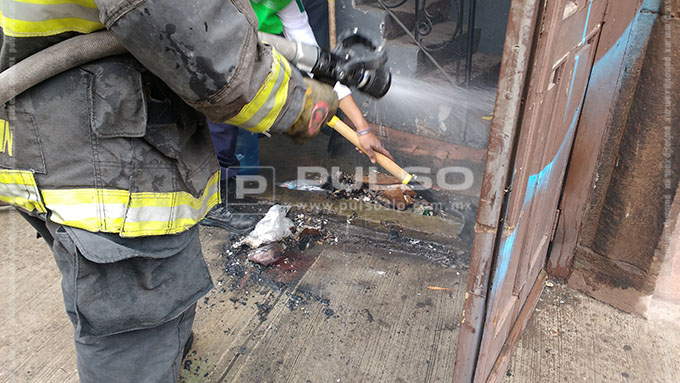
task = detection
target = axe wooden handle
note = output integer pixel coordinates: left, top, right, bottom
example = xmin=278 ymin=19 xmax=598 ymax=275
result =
xmin=328 ymin=0 xmax=337 ymax=50
xmin=327 ymin=116 xmax=413 ymax=184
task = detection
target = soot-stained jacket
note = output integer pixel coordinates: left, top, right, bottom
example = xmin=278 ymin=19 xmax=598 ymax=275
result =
xmin=0 ymin=0 xmax=306 ymax=237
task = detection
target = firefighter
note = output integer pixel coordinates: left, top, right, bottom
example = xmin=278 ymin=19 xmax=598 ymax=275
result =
xmin=0 ymin=0 xmax=337 ymax=381
xmin=200 ymin=0 xmax=393 ymax=233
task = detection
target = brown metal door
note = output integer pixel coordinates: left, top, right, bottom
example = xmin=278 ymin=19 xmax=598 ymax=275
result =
xmin=470 ymin=0 xmax=608 ymax=381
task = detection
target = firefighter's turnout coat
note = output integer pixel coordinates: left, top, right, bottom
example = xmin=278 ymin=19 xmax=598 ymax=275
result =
xmin=0 ymin=0 xmax=306 ymax=237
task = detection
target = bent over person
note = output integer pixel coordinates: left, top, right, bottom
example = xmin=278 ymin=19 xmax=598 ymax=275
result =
xmin=0 ymin=0 xmax=337 ymax=381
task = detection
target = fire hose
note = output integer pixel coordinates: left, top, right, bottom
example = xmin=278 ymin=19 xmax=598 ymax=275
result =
xmin=0 ymin=29 xmax=390 ymax=106
xmin=0 ymin=29 xmax=437 ymax=201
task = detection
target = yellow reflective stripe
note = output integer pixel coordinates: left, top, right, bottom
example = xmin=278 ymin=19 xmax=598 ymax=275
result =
xmin=0 ymin=118 xmax=14 ymax=157
xmin=124 ymin=174 xmax=220 ymax=237
xmin=0 ymin=169 xmax=38 ymax=185
xmin=128 ymin=185 xmax=219 ymax=211
xmin=0 ymin=194 xmax=43 ymax=211
xmin=120 ymin=218 xmax=211 ymax=238
xmin=46 ymin=217 xmax=211 ymax=236
xmin=42 ymin=172 xmax=221 ymax=237
xmin=0 ymin=15 xmax=104 ymax=37
xmin=13 ymin=0 xmax=97 ymax=8
xmin=51 ymin=216 xmax=125 ymax=233
xmin=40 ymin=188 xmax=129 ymax=206
xmin=47 ymin=218 xmax=195 ymax=238
xmin=43 ymin=200 xmax=128 ymax=231
xmin=226 ymin=54 xmax=281 ymax=126
xmin=226 ymin=49 xmax=290 ymax=133
xmin=1 ymin=0 xmax=104 ymax=37
xmin=0 ymin=169 xmax=47 ymax=213
xmin=252 ymin=53 xmax=291 ymax=133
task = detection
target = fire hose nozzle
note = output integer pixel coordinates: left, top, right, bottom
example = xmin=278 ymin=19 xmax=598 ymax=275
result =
xmin=259 ymin=29 xmax=391 ymax=99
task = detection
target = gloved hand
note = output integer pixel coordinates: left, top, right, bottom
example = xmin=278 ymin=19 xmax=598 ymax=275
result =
xmin=285 ymin=78 xmax=339 ymax=144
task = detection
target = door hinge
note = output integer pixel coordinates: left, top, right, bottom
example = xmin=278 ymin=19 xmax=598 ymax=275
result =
xmin=550 ymin=208 xmax=561 ymax=242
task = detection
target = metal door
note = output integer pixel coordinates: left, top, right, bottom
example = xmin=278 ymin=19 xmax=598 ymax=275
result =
xmin=453 ymin=0 xmax=608 ymax=381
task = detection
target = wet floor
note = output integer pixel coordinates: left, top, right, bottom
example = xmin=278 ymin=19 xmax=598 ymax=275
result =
xmin=179 ymin=152 xmax=473 ymax=381
xmin=3 ymin=208 xmax=675 ymax=383
xmin=182 ymin=222 xmax=467 ymax=383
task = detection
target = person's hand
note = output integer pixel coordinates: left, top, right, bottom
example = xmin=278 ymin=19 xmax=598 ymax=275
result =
xmin=337 ymin=95 xmax=393 ymax=164
xmin=357 ymin=130 xmax=393 ymax=164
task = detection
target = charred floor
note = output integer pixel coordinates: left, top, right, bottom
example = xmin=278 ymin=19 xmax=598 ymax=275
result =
xmin=2 ymin=206 xmax=678 ymax=383
xmin=178 ymin=133 xmax=474 ymax=381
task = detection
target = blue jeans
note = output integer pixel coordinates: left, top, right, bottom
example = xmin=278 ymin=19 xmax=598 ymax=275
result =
xmin=208 ymin=122 xmax=261 ymax=179
xmin=207 ymin=122 xmax=240 ymax=180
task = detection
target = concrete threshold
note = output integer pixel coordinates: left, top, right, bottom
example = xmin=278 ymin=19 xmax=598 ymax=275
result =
xmin=248 ymin=186 xmax=467 ymax=250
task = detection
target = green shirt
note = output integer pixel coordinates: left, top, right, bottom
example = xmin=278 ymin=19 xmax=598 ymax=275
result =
xmin=251 ymin=0 xmax=304 ymax=34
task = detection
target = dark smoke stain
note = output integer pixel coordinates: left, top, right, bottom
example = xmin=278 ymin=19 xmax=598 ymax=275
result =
xmin=364 ymin=308 xmax=374 ymax=323
xmin=255 ymin=302 xmax=272 ymax=322
xmin=162 ymin=24 xmax=226 ymax=97
xmin=416 ymin=297 xmax=433 ymax=308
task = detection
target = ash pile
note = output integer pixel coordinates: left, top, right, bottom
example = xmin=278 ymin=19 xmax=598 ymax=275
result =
xmin=228 ymin=205 xmax=334 ymax=266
